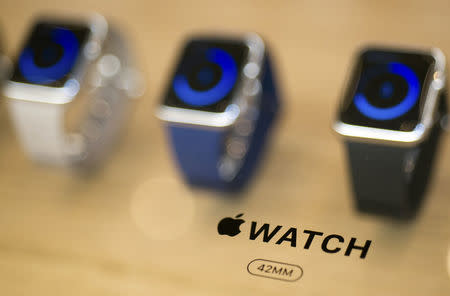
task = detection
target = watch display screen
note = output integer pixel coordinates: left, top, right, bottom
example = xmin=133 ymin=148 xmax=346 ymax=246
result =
xmin=11 ymin=20 xmax=91 ymax=87
xmin=163 ymin=39 xmax=249 ymax=113
xmin=339 ymin=49 xmax=436 ymax=131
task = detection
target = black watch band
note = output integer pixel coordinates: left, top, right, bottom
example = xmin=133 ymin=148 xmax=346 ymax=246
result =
xmin=345 ymin=91 xmax=447 ymax=219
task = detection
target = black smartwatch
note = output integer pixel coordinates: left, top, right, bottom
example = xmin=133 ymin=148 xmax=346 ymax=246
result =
xmin=334 ymin=46 xmax=447 ymax=219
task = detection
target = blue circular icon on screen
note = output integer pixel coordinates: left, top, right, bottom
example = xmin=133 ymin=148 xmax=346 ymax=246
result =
xmin=354 ymin=62 xmax=421 ymax=120
xmin=172 ymin=48 xmax=238 ymax=106
xmin=19 ymin=28 xmax=80 ymax=84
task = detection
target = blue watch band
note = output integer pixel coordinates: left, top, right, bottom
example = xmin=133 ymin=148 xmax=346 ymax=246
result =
xmin=167 ymin=55 xmax=280 ymax=191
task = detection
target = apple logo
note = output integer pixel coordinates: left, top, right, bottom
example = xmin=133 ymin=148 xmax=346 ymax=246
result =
xmin=217 ymin=213 xmax=245 ymax=237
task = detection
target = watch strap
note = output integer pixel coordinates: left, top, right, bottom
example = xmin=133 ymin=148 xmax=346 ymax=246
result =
xmin=8 ymin=99 xmax=68 ymax=164
xmin=346 ymin=91 xmax=447 ymax=218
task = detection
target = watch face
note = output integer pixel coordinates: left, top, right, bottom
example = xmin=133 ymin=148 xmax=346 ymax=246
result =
xmin=339 ymin=48 xmax=436 ymax=132
xmin=163 ymin=38 xmax=249 ymax=113
xmin=10 ymin=20 xmax=91 ymax=87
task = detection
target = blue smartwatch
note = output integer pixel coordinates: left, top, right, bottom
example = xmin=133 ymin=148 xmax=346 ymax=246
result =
xmin=157 ymin=34 xmax=280 ymax=191
xmin=334 ymin=46 xmax=447 ymax=219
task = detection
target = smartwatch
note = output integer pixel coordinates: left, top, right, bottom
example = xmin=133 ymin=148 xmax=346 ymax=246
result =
xmin=334 ymin=46 xmax=447 ymax=219
xmin=3 ymin=14 xmax=142 ymax=168
xmin=157 ymin=34 xmax=280 ymax=191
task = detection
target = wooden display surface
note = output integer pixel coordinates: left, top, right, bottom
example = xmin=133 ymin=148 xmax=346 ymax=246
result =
xmin=0 ymin=1 xmax=449 ymax=295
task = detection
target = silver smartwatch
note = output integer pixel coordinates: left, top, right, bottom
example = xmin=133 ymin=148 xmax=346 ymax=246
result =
xmin=3 ymin=14 xmax=142 ymax=168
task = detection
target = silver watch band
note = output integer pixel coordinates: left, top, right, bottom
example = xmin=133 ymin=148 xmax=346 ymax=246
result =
xmin=6 ymin=25 xmax=142 ymax=167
